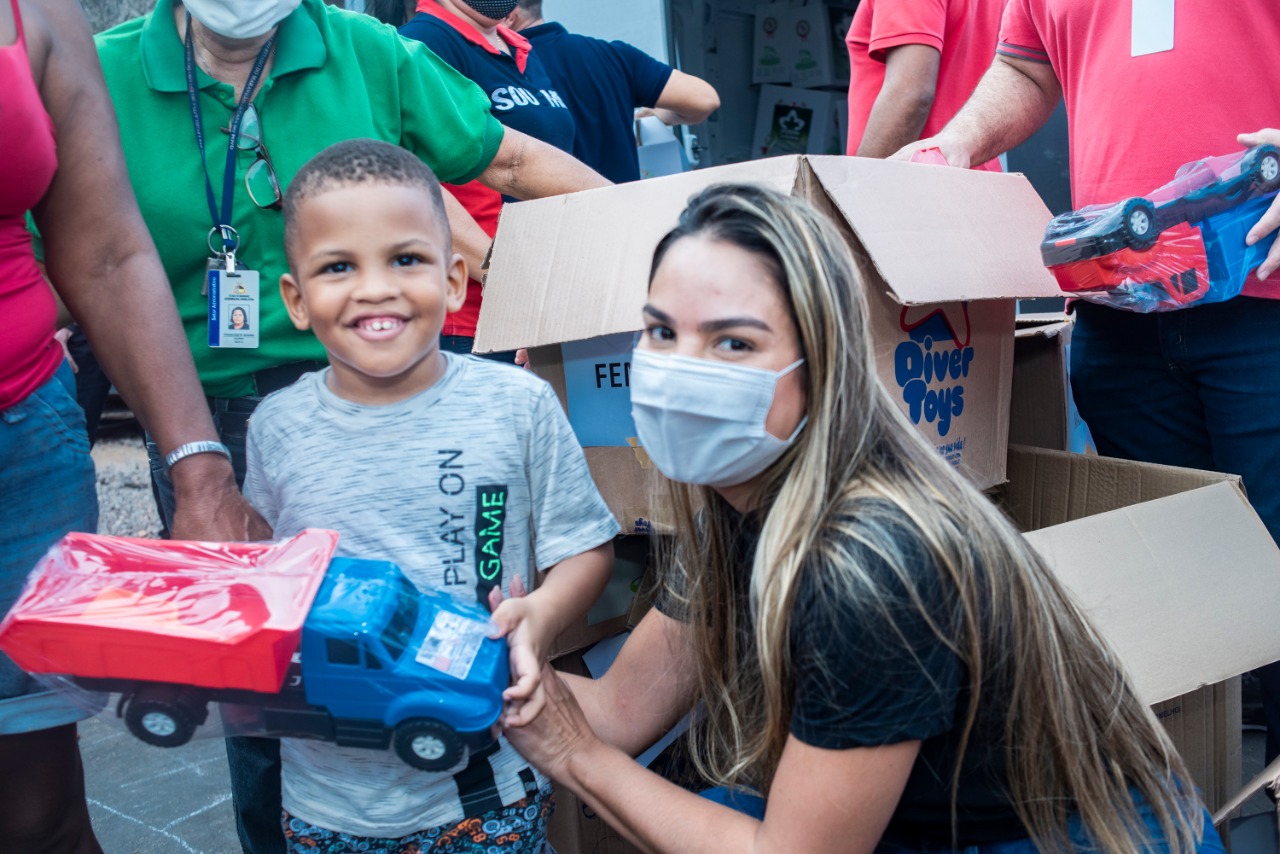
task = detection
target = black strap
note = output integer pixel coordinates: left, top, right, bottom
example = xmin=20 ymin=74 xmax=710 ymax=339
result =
xmin=184 ymin=12 xmax=275 ymax=253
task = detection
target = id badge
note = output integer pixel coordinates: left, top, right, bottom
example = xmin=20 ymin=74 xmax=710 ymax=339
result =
xmin=208 ymin=267 xmax=261 ymax=349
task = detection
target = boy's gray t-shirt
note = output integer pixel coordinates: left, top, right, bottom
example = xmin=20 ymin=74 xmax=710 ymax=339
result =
xmin=244 ymin=353 xmax=620 ymax=837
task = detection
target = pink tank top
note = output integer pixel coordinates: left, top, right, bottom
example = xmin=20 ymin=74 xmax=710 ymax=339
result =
xmin=0 ymin=0 xmax=60 ymax=410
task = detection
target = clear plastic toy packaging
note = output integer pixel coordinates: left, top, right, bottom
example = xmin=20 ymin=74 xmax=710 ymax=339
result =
xmin=0 ymin=531 xmax=508 ymax=772
xmin=1041 ymin=144 xmax=1280 ymax=312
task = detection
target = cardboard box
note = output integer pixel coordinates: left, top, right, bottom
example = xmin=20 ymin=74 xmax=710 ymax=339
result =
xmin=752 ymin=84 xmax=846 ymax=158
xmin=547 ymin=535 xmax=651 ymax=658
xmin=477 ymin=155 xmax=1063 ymax=533
xmin=789 ymin=1 xmax=856 ymax=89
xmin=1009 ymin=313 xmax=1094 ymax=454
xmin=635 ymin=115 xmax=686 ymax=180
xmin=547 ymin=786 xmax=642 ymax=854
xmin=751 ymin=0 xmax=795 ymax=84
xmin=1002 ymin=445 xmax=1280 ymax=812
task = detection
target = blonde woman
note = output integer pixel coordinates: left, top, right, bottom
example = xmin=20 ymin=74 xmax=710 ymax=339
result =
xmin=503 ymin=183 xmax=1225 ymax=853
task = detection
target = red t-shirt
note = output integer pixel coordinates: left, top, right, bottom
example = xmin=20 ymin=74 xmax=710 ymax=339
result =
xmin=846 ymin=0 xmax=1006 ymax=171
xmin=999 ymin=0 xmax=1280 ymax=298
xmin=0 ymin=2 xmax=60 ymax=410
xmin=408 ymin=1 xmax=579 ymax=339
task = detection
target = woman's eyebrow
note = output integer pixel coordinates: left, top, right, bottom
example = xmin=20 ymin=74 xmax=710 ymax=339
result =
xmin=699 ymin=317 xmax=772 ymax=333
xmin=643 ymin=305 xmax=772 ymax=334
xmin=642 ymin=304 xmax=674 ymax=324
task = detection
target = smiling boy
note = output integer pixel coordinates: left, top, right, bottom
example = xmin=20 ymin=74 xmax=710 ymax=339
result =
xmin=243 ymin=139 xmax=618 ymax=852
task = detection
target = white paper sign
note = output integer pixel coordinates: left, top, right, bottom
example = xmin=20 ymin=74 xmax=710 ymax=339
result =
xmin=415 ymin=610 xmax=487 ymax=680
xmin=1131 ymin=0 xmax=1174 ymax=57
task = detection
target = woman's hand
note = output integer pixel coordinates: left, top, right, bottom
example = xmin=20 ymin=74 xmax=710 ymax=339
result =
xmin=503 ymin=664 xmax=598 ymax=781
xmin=1239 ymin=129 xmax=1280 ymax=280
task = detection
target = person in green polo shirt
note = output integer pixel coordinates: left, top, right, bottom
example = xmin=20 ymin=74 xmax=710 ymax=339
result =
xmin=95 ymin=2 xmax=607 ymax=851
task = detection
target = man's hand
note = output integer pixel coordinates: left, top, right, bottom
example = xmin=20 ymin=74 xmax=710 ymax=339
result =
xmin=168 ymin=454 xmax=272 ymax=542
xmin=889 ymin=134 xmax=973 ymax=168
xmin=1240 ymin=129 xmax=1280 ymax=280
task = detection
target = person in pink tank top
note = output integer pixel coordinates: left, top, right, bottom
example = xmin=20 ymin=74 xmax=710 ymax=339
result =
xmin=0 ymin=1 xmax=270 ymax=851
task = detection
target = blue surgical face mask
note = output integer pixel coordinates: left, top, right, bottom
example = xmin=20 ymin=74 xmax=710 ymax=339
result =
xmin=630 ymin=348 xmax=807 ymax=488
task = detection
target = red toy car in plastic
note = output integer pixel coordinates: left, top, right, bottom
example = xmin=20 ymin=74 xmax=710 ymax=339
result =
xmin=1041 ymin=145 xmax=1280 ymax=311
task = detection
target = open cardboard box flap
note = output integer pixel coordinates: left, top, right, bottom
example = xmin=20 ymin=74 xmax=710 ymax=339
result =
xmin=803 ymin=156 xmax=1063 ymax=306
xmin=476 ymin=155 xmax=1061 ymax=354
xmin=1005 ymin=447 xmax=1280 ymax=706
xmin=1014 ymin=312 xmax=1072 ymax=341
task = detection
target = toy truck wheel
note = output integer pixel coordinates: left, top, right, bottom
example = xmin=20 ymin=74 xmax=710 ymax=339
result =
xmin=1120 ymin=198 xmax=1158 ymax=250
xmin=1254 ymin=148 xmax=1280 ymax=192
xmin=392 ymin=718 xmax=466 ymax=771
xmin=125 ymin=698 xmax=197 ymax=748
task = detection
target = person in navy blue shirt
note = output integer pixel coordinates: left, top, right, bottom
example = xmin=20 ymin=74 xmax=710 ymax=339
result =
xmin=400 ymin=0 xmax=591 ymax=355
xmin=505 ymin=0 xmax=719 ymax=184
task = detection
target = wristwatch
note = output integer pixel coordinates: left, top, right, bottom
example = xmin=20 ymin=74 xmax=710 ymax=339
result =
xmin=164 ymin=441 xmax=233 ymax=470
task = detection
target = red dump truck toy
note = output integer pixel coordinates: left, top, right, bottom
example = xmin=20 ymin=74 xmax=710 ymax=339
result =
xmin=0 ymin=531 xmax=508 ymax=771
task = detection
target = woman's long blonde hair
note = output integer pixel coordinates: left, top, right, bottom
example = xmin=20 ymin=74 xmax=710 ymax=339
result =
xmin=653 ymin=183 xmax=1202 ymax=852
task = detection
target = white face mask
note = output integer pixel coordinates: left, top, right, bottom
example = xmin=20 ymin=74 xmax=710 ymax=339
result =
xmin=184 ymin=0 xmax=302 ymax=40
xmin=630 ymin=349 xmax=807 ymax=489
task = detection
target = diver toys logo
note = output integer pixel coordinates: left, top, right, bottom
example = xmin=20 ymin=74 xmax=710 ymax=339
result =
xmin=894 ymin=304 xmax=974 ymax=438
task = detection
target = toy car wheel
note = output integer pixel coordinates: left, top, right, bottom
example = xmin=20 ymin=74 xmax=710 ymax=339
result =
xmin=1120 ymin=198 xmax=1159 ymax=250
xmin=1255 ymin=149 xmax=1280 ymax=192
xmin=393 ymin=718 xmax=466 ymax=772
xmin=125 ymin=698 xmax=197 ymax=748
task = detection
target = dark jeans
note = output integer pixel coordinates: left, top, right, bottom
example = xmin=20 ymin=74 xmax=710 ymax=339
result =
xmin=65 ymin=325 xmax=112 ymax=447
xmin=147 ymin=362 xmax=323 ymax=854
xmin=440 ymin=334 xmax=518 ymax=364
xmin=1071 ymin=297 xmax=1280 ymax=763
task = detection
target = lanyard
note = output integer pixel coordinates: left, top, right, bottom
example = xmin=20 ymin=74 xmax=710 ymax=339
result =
xmin=184 ymin=12 xmax=276 ymax=255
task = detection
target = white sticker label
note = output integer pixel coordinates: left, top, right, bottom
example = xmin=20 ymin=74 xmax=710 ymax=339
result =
xmin=415 ymin=610 xmax=487 ymax=680
xmin=1131 ymin=0 xmax=1174 ymax=57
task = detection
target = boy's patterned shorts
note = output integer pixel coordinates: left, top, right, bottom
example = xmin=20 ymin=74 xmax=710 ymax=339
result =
xmin=282 ymin=793 xmax=554 ymax=853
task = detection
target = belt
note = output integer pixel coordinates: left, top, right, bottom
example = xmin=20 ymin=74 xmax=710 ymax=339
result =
xmin=250 ymin=360 xmax=328 ymax=397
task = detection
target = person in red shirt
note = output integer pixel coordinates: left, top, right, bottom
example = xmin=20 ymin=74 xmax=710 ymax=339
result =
xmin=845 ymin=0 xmax=1005 ymax=169
xmin=894 ymin=0 xmax=1280 ymax=765
xmin=401 ymin=0 xmax=596 ymax=360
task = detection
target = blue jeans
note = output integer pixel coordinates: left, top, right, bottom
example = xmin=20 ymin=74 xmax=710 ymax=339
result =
xmin=875 ymin=807 xmax=1224 ymax=853
xmin=148 ymin=392 xmax=283 ymax=854
xmin=699 ymin=786 xmax=766 ymax=819
xmin=1071 ymin=297 xmax=1280 ymax=763
xmin=0 ymin=363 xmax=99 ymax=734
xmin=703 ymin=785 xmax=1225 ymax=852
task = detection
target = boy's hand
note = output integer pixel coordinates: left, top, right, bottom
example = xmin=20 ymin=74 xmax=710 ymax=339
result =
xmin=488 ymin=576 xmax=550 ymax=724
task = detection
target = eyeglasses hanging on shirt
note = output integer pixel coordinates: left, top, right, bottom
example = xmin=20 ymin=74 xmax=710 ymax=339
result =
xmin=221 ymin=104 xmax=283 ymax=211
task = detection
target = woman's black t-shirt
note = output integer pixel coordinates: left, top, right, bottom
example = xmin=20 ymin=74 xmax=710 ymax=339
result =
xmin=661 ymin=506 xmax=1027 ymax=846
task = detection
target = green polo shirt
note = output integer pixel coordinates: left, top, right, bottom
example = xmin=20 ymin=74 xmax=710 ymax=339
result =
xmin=96 ymin=0 xmax=505 ymax=398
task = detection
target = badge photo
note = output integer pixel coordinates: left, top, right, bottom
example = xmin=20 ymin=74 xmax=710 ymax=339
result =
xmin=208 ymin=267 xmax=261 ymax=349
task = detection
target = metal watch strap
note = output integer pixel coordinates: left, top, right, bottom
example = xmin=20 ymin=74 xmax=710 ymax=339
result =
xmin=164 ymin=441 xmax=233 ymax=470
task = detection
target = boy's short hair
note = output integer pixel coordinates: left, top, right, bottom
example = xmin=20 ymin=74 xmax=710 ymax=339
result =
xmin=283 ymin=139 xmax=451 ymax=265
